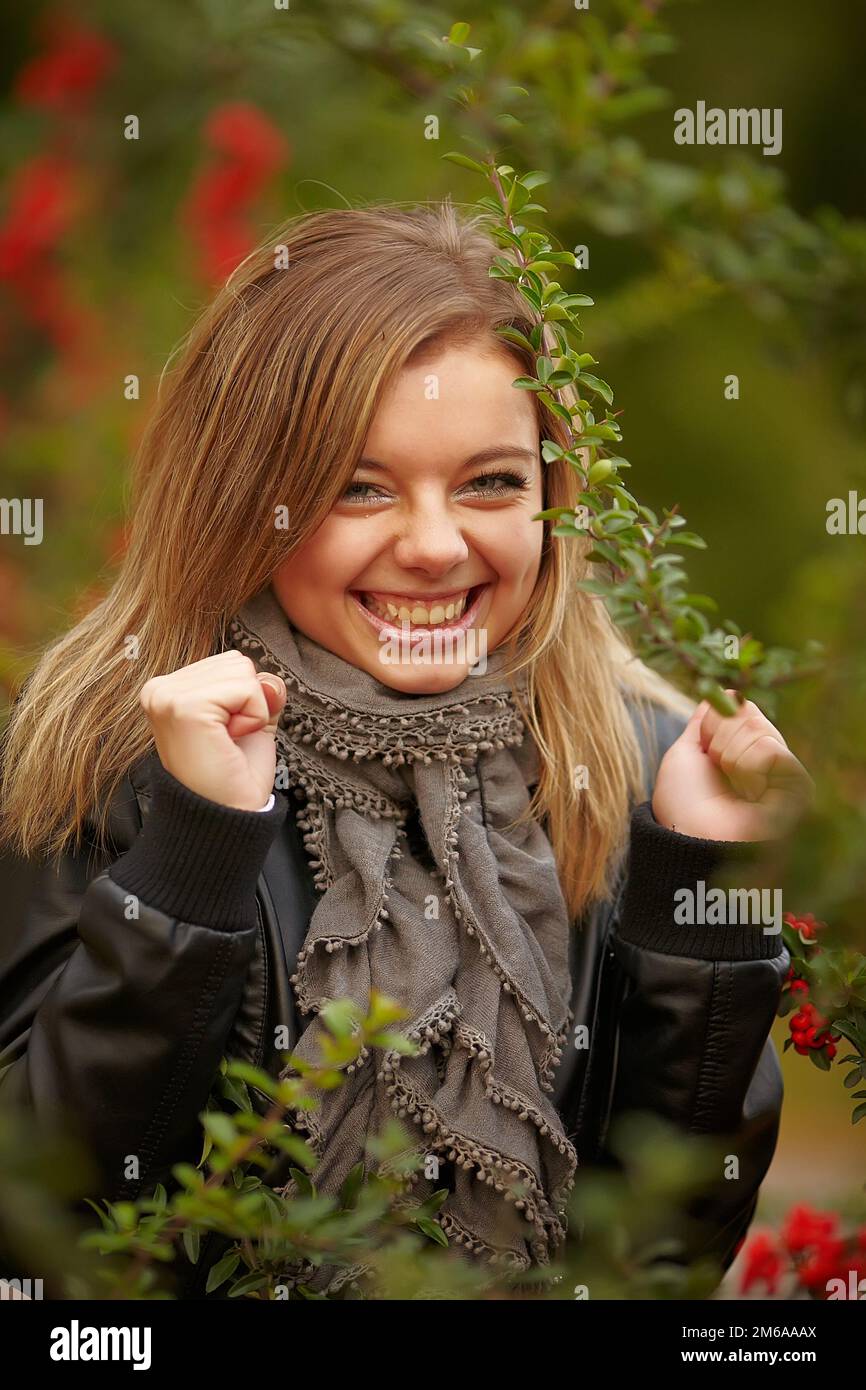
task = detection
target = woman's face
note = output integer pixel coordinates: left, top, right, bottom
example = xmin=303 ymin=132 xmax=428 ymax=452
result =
xmin=271 ymin=341 xmax=545 ymax=694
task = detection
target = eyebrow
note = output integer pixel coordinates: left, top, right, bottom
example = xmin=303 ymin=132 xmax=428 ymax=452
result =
xmin=356 ymin=444 xmax=538 ymax=472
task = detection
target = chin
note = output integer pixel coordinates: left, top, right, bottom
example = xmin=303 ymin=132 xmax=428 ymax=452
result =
xmin=367 ymin=659 xmax=476 ymax=696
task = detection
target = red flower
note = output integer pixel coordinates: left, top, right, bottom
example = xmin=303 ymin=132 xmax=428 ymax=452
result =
xmin=781 ymin=1203 xmax=839 ymax=1254
xmin=15 ymin=14 xmax=116 ymax=114
xmin=205 ymin=103 xmax=288 ymax=174
xmin=184 ymin=164 xmax=266 ymax=224
xmin=739 ymin=1231 xmax=784 ymax=1295
xmin=0 ymin=154 xmax=77 ymax=277
xmin=796 ymin=1237 xmax=848 ymax=1292
xmin=180 ymin=103 xmax=289 ymax=285
xmin=784 ymin=911 xmax=826 ymax=944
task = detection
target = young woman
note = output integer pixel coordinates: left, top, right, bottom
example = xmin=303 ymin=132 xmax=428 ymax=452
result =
xmin=0 ymin=201 xmax=811 ymax=1299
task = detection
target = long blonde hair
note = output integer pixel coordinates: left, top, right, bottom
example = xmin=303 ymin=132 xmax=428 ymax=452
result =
xmin=0 ymin=199 xmax=691 ymax=916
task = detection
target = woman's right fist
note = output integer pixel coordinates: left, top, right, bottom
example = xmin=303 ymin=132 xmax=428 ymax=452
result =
xmin=139 ymin=651 xmax=287 ymax=811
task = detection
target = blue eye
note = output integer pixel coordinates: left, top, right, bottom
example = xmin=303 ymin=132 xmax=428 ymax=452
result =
xmin=341 ymin=481 xmax=387 ymax=504
xmin=466 ymin=470 xmax=531 ymax=497
xmin=339 ymin=470 xmax=531 ymax=506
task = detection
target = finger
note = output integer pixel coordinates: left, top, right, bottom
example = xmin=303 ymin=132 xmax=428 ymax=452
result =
xmin=258 ymin=674 xmax=287 ymax=729
xmin=707 ymin=702 xmax=785 ymax=767
xmin=698 ymin=690 xmax=747 ymax=751
xmin=678 ymin=700 xmax=710 ymax=746
xmin=140 ymin=672 xmax=267 ymax=722
xmin=724 ymin=732 xmax=789 ymax=802
xmin=700 ymin=693 xmax=784 ymax=758
xmin=147 ymin=651 xmax=258 ymax=692
xmin=226 ymin=674 xmax=286 ymax=739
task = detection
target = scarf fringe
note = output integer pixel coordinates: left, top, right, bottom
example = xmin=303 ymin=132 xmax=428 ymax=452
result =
xmin=277 ymin=983 xmax=578 ymax=1264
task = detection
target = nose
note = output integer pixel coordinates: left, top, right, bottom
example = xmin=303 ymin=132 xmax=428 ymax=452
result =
xmin=390 ymin=496 xmax=471 ymax=577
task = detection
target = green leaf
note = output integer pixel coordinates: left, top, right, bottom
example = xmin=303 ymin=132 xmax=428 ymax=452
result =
xmin=288 ymin=1165 xmax=316 ymax=1197
xmin=533 ymin=505 xmax=579 ymax=520
xmin=852 ymin=1102 xmax=866 ymax=1123
xmin=320 ymin=996 xmax=362 ymax=1038
xmin=696 ymin=681 xmax=738 ymax=716
xmin=442 ymin=151 xmax=487 ymax=175
xmin=339 ymin=1161 xmax=366 ymax=1210
xmin=495 ymin=326 xmax=534 ymax=352
xmin=588 ymin=460 xmax=614 ymax=485
xmin=414 ymin=1216 xmax=450 ymax=1246
xmin=578 ymin=373 xmax=614 ymax=405
xmin=448 ymin=22 xmax=471 ymax=45
xmin=182 ymin=1228 xmax=200 ymax=1266
xmin=227 ymin=1271 xmax=272 ymax=1298
xmin=809 ymin=1048 xmax=832 ymax=1072
xmin=541 ymin=442 xmax=565 ymax=462
xmin=575 ymin=578 xmax=612 ymax=596
xmin=206 ymin=1250 xmax=240 ymax=1294
xmin=587 ymin=540 xmax=620 ymax=566
xmin=372 ymin=1030 xmax=419 ymax=1054
xmin=203 ymin=1112 xmax=237 ymax=1148
xmin=521 ymin=170 xmax=551 ymax=190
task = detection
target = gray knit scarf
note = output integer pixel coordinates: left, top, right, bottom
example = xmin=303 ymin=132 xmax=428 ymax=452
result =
xmin=226 ymin=584 xmax=577 ymax=1293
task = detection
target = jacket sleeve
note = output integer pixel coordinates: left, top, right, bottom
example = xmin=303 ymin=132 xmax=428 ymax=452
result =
xmin=0 ymin=757 xmax=288 ymax=1204
xmin=600 ymin=800 xmax=788 ymax=1276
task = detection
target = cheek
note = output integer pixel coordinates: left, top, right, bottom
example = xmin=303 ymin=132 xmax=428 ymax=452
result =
xmin=488 ymin=514 xmax=543 ymax=590
xmin=272 ymin=518 xmax=380 ymax=607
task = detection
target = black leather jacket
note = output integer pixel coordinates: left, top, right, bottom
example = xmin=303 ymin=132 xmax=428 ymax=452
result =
xmin=0 ymin=705 xmax=788 ymax=1297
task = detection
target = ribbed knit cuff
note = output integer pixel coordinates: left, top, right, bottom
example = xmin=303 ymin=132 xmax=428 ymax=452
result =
xmin=109 ymin=758 xmax=288 ymax=932
xmin=616 ymin=801 xmax=784 ymax=961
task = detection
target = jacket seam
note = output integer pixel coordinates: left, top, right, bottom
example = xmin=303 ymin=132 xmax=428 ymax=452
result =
xmin=251 ymin=895 xmax=269 ymax=1069
xmin=118 ymin=927 xmax=237 ymax=1198
xmin=690 ymin=961 xmax=733 ymax=1134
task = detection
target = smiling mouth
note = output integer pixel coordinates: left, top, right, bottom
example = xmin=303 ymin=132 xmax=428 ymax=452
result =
xmin=349 ymin=583 xmax=489 ymax=635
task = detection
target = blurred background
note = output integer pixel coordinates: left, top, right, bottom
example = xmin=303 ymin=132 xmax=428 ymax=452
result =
xmin=1 ymin=0 xmax=864 ymax=1297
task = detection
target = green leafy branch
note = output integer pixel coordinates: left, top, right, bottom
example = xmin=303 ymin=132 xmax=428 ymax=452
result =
xmin=79 ymin=993 xmax=463 ymax=1300
xmin=442 ymin=26 xmax=821 ymax=715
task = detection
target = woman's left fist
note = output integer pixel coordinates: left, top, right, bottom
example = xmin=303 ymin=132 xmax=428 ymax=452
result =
xmin=652 ymin=693 xmax=814 ymax=842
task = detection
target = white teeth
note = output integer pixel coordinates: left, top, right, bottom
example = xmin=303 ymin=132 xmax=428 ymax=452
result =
xmin=362 ymin=590 xmax=473 ymax=625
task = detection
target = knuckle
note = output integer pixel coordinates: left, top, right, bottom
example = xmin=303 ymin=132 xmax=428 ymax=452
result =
xmin=223 ymin=650 xmax=256 ymax=674
xmin=719 ymin=746 xmax=737 ymax=774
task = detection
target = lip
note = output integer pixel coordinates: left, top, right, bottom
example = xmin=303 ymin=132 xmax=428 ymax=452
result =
xmin=349 ymin=583 xmax=490 ymax=639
